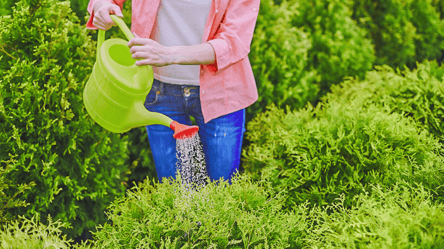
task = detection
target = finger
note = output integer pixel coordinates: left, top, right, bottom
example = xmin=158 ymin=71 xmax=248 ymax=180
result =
xmin=128 ymin=38 xmax=147 ymax=48
xmin=95 ymin=12 xmax=112 ymax=28
xmin=135 ymin=59 xmax=152 ymax=66
xmin=93 ymin=17 xmax=107 ymax=30
xmin=110 ymin=5 xmax=124 ymax=18
xmin=131 ymin=51 xmax=150 ymax=60
xmin=129 ymin=45 xmax=146 ymax=54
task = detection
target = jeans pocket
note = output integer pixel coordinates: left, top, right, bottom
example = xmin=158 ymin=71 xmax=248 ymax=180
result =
xmin=144 ymin=89 xmax=158 ymax=107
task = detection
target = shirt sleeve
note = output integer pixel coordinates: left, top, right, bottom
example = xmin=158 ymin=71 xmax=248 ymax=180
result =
xmin=206 ymin=0 xmax=260 ymax=72
xmin=86 ymin=0 xmax=127 ymax=30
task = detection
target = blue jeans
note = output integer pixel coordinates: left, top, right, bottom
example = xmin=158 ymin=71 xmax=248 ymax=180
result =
xmin=144 ymin=79 xmax=246 ymax=183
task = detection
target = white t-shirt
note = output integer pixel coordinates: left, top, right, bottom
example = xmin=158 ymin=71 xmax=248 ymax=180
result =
xmin=152 ymin=0 xmax=212 ymax=86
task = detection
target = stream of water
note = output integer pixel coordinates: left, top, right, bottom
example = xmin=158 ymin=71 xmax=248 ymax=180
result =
xmin=175 ymin=133 xmax=207 ymax=188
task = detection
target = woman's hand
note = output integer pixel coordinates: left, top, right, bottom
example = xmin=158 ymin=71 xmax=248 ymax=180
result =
xmin=92 ymin=1 xmax=124 ymax=30
xmin=128 ymin=37 xmax=173 ymax=67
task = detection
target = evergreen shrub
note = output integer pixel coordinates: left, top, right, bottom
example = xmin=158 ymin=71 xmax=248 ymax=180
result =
xmin=430 ymin=60 xmax=444 ymax=81
xmin=91 ymin=175 xmax=307 ymax=248
xmin=433 ymin=0 xmax=444 ymax=19
xmin=0 ymin=0 xmax=14 ymax=16
xmin=243 ymin=99 xmax=444 ymax=208
xmin=0 ymin=165 xmax=35 ymax=224
xmin=305 ymin=184 xmax=444 ymax=248
xmin=0 ymin=0 xmax=129 ymax=238
xmin=248 ymin=0 xmax=319 ymax=121
xmin=285 ymin=0 xmax=375 ymax=96
xmin=69 ymin=0 xmax=90 ymax=24
xmin=326 ymin=62 xmax=444 ymax=141
xmin=0 ymin=215 xmax=91 ymax=249
xmin=350 ymin=0 xmax=444 ymax=69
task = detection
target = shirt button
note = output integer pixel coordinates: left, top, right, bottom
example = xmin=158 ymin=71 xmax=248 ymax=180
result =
xmin=215 ymin=9 xmax=218 ymax=13
xmin=202 ymin=90 xmax=205 ymax=94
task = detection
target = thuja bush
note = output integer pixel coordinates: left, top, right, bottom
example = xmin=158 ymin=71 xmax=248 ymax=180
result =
xmin=433 ymin=0 xmax=444 ymax=19
xmin=325 ymin=62 xmax=444 ymax=141
xmin=0 ymin=114 xmax=33 ymax=226
xmin=0 ymin=165 xmax=35 ymax=224
xmin=350 ymin=0 xmax=444 ymax=69
xmin=0 ymin=215 xmax=90 ymax=249
xmin=0 ymin=0 xmax=129 ymax=238
xmin=243 ymin=100 xmax=444 ymax=208
xmin=0 ymin=0 xmax=14 ymax=16
xmin=124 ymin=127 xmax=158 ymax=187
xmin=91 ymin=175 xmax=307 ymax=248
xmin=284 ymin=0 xmax=375 ymax=97
xmin=409 ymin=0 xmax=444 ymax=65
xmin=305 ymin=184 xmax=444 ymax=248
xmin=69 ymin=0 xmax=90 ymax=24
xmin=248 ymin=0 xmax=319 ymax=121
xmin=430 ymin=60 xmax=444 ymax=81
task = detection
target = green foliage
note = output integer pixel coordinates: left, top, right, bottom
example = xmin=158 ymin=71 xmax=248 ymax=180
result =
xmin=243 ymin=98 xmax=444 ymax=208
xmin=91 ymin=175 xmax=306 ymax=248
xmin=326 ymin=61 xmax=444 ymax=141
xmin=0 ymin=0 xmax=129 ymax=238
xmin=0 ymin=214 xmax=92 ymax=249
xmin=430 ymin=60 xmax=444 ymax=81
xmin=409 ymin=0 xmax=444 ymax=64
xmin=433 ymin=0 xmax=444 ymax=19
xmin=350 ymin=0 xmax=444 ymax=69
xmin=0 ymin=215 xmax=73 ymax=249
xmin=124 ymin=128 xmax=158 ymax=188
xmin=0 ymin=0 xmax=15 ymax=16
xmin=305 ymin=184 xmax=444 ymax=248
xmin=69 ymin=0 xmax=90 ymax=24
xmin=248 ymin=0 xmax=319 ymax=121
xmin=0 ymin=164 xmax=35 ymax=224
xmin=248 ymin=0 xmax=374 ymax=121
xmin=286 ymin=0 xmax=375 ymax=96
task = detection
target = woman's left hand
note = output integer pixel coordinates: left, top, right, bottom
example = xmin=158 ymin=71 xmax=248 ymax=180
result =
xmin=128 ymin=36 xmax=173 ymax=67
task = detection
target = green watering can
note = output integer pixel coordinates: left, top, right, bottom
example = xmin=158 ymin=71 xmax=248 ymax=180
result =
xmin=83 ymin=15 xmax=198 ymax=139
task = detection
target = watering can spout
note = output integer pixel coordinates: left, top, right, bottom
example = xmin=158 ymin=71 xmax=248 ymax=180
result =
xmin=131 ymin=103 xmax=199 ymax=139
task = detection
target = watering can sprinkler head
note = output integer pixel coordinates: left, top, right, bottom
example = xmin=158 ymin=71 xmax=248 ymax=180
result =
xmin=170 ymin=121 xmax=199 ymax=139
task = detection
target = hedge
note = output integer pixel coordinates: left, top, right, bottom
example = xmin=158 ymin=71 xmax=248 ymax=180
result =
xmin=248 ymin=0 xmax=374 ymax=120
xmin=0 ymin=214 xmax=90 ymax=249
xmin=350 ymin=0 xmax=444 ymax=69
xmin=0 ymin=0 xmax=129 ymax=238
xmin=247 ymin=0 xmax=319 ymax=121
xmin=288 ymin=0 xmax=375 ymax=96
xmin=305 ymin=183 xmax=444 ymax=248
xmin=90 ymin=175 xmax=306 ymax=248
xmin=325 ymin=61 xmax=444 ymax=142
xmin=243 ymin=62 xmax=444 ymax=208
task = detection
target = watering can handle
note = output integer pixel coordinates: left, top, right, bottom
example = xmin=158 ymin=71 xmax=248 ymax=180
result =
xmin=96 ymin=15 xmax=135 ymax=59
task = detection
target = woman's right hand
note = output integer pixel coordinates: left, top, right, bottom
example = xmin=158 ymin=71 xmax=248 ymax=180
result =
xmin=92 ymin=1 xmax=124 ymax=30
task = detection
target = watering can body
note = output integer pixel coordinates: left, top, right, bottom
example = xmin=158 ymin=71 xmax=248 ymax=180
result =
xmin=83 ymin=15 xmax=173 ymax=133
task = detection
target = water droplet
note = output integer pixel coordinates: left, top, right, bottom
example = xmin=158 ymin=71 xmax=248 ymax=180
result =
xmin=175 ymin=133 xmax=207 ymax=189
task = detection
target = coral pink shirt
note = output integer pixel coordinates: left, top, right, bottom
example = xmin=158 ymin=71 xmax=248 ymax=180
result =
xmin=86 ymin=0 xmax=259 ymax=123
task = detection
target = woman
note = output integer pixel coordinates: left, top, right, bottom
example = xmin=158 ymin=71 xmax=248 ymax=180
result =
xmin=86 ymin=0 xmax=259 ymax=183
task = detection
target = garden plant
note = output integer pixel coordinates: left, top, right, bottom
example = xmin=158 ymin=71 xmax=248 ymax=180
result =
xmin=0 ymin=0 xmax=444 ymax=247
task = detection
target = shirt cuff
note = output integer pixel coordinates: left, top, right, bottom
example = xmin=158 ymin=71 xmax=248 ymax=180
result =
xmin=207 ymin=39 xmax=231 ymax=72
